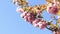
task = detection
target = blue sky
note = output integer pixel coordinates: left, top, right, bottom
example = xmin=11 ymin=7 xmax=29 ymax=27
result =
xmin=0 ymin=0 xmax=53 ymax=34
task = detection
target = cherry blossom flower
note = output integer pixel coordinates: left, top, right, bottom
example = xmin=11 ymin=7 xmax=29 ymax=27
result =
xmin=33 ymin=24 xmax=39 ymax=27
xmin=21 ymin=11 xmax=35 ymax=24
xmin=27 ymin=12 xmax=33 ymax=17
xmin=37 ymin=21 xmax=48 ymax=29
xmin=24 ymin=16 xmax=28 ymax=22
xmin=21 ymin=12 xmax=27 ymax=18
xmin=47 ymin=4 xmax=58 ymax=15
xmin=32 ymin=18 xmax=41 ymax=27
xmin=16 ymin=7 xmax=24 ymax=13
xmin=28 ymin=16 xmax=35 ymax=23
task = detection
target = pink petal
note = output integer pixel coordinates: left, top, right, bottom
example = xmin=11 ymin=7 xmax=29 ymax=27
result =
xmin=21 ymin=12 xmax=27 ymax=18
xmin=24 ymin=16 xmax=28 ymax=22
xmin=16 ymin=7 xmax=24 ymax=13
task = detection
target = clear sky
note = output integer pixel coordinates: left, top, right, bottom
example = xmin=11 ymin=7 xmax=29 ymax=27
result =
xmin=0 ymin=0 xmax=53 ymax=34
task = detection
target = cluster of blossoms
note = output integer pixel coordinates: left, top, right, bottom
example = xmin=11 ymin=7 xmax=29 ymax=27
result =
xmin=16 ymin=6 xmax=48 ymax=29
xmin=21 ymin=11 xmax=35 ymax=23
xmin=12 ymin=0 xmax=60 ymax=34
xmin=33 ymin=18 xmax=48 ymax=29
xmin=18 ymin=8 xmax=48 ymax=29
xmin=46 ymin=0 xmax=60 ymax=15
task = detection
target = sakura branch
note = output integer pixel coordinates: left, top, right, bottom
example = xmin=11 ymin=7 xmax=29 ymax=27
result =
xmin=12 ymin=0 xmax=60 ymax=34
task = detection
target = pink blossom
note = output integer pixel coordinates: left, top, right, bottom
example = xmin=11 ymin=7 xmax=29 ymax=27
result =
xmin=33 ymin=18 xmax=41 ymax=24
xmin=16 ymin=7 xmax=24 ymax=13
xmin=21 ymin=12 xmax=27 ymax=18
xmin=24 ymin=16 xmax=28 ymax=22
xmin=22 ymin=11 xmax=35 ymax=23
xmin=28 ymin=16 xmax=35 ymax=23
xmin=27 ymin=12 xmax=34 ymax=17
xmin=26 ymin=12 xmax=35 ymax=23
xmin=33 ymin=24 xmax=39 ymax=27
xmin=38 ymin=21 xmax=47 ymax=29
xmin=32 ymin=18 xmax=41 ymax=27
xmin=47 ymin=4 xmax=58 ymax=15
